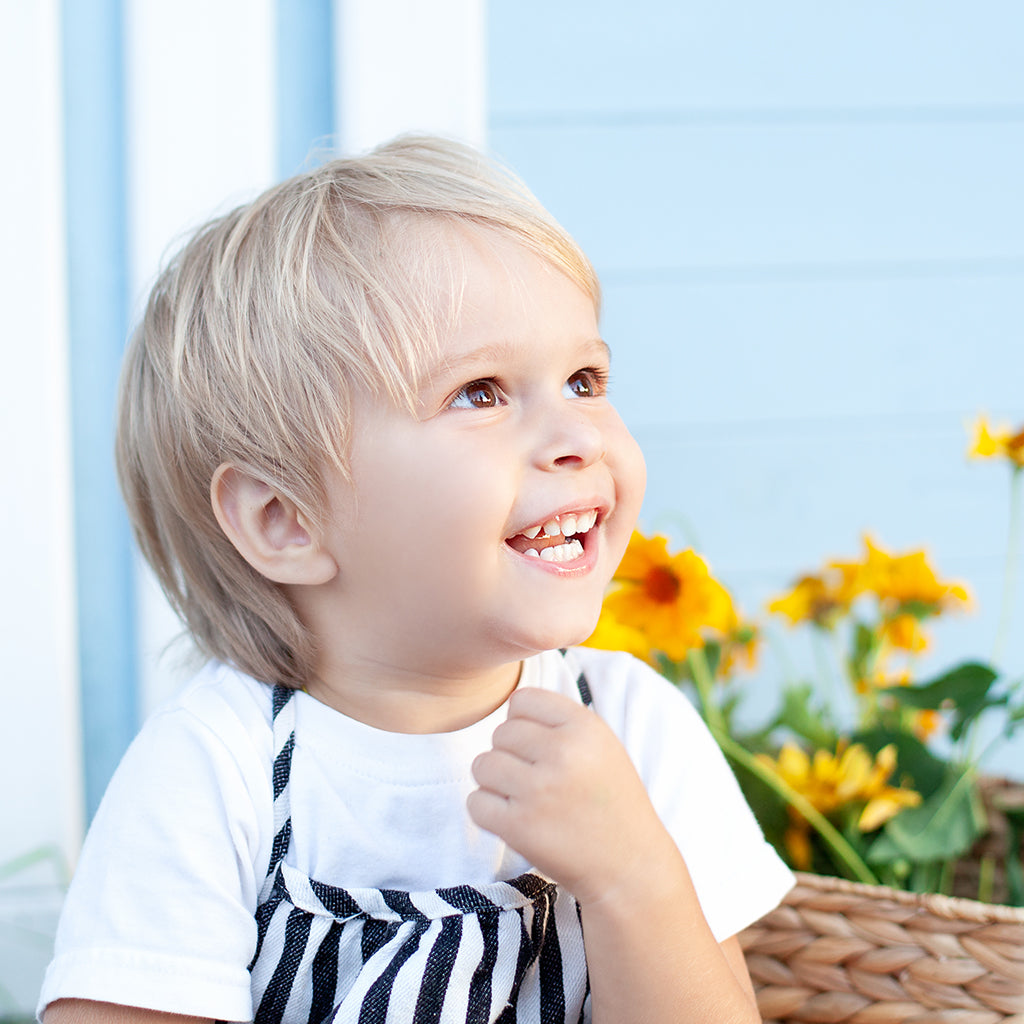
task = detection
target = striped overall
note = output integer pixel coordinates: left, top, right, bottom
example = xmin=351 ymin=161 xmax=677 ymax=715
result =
xmin=246 ymin=670 xmax=594 ymax=1024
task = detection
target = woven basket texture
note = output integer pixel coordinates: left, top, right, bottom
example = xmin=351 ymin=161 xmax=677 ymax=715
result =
xmin=740 ymin=872 xmax=1024 ymax=1024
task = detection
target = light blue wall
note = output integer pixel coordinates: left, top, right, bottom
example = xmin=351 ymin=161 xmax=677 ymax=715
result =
xmin=488 ymin=2 xmax=1024 ymax=771
xmin=274 ymin=0 xmax=336 ymax=178
xmin=61 ymin=0 xmax=137 ymax=819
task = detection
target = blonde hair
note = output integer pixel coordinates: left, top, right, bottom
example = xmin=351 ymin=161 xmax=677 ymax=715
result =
xmin=116 ymin=135 xmax=600 ymax=688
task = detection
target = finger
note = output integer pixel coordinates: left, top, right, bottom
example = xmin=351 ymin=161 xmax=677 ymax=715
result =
xmin=489 ymin=716 xmax=552 ymax=762
xmin=471 ymin=748 xmax=532 ymax=797
xmin=466 ymin=787 xmax=514 ymax=838
xmin=507 ymin=686 xmax=583 ymax=726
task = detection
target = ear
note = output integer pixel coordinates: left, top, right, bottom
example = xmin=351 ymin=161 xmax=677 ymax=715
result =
xmin=210 ymin=464 xmax=338 ymax=586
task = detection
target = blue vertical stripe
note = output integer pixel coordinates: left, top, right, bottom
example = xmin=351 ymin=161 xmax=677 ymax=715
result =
xmin=275 ymin=0 xmax=337 ymax=176
xmin=61 ymin=0 xmax=138 ymax=818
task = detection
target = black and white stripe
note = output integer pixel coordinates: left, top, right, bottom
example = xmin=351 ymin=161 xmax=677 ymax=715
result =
xmin=249 ymin=654 xmax=593 ymax=1023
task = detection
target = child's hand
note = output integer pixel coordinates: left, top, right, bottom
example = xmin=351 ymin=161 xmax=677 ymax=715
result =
xmin=467 ymin=687 xmax=678 ymax=907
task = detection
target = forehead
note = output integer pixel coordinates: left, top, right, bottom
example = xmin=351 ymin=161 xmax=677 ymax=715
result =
xmin=430 ymin=226 xmax=602 ymax=356
xmin=353 ymin=218 xmax=601 ymax=408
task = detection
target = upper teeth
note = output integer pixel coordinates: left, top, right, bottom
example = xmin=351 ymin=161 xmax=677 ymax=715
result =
xmin=521 ymin=508 xmax=598 ymax=541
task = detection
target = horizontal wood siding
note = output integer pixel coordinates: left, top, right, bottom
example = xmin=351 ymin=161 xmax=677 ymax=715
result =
xmin=488 ymin=3 xmax=1024 ymax=773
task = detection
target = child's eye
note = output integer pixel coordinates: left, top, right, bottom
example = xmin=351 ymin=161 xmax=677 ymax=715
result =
xmin=449 ymin=379 xmax=505 ymax=410
xmin=563 ymin=368 xmax=609 ymax=399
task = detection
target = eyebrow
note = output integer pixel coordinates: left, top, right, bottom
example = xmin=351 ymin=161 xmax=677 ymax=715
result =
xmin=428 ymin=336 xmax=612 ymax=385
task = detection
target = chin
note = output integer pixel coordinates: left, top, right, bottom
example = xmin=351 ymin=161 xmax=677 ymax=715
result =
xmin=524 ymin=615 xmax=601 ymax=655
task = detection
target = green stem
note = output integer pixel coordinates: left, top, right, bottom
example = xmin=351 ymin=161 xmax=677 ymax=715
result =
xmin=687 ymin=647 xmax=725 ymax=737
xmin=993 ymin=465 xmax=1022 ymax=665
xmin=0 ymin=843 xmax=70 ymax=886
xmin=938 ymin=857 xmax=955 ymax=896
xmin=711 ymin=730 xmax=879 ymax=885
xmin=811 ymin=627 xmax=842 ymax=714
xmin=978 ymin=856 xmax=996 ymax=904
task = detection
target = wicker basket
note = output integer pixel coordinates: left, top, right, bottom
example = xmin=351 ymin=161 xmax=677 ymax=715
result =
xmin=740 ymin=872 xmax=1024 ymax=1023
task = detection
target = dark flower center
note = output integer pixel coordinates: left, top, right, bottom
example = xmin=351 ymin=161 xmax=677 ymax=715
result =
xmin=645 ymin=566 xmax=681 ymax=604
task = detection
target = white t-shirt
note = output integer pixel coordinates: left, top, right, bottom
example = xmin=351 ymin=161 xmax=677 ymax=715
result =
xmin=38 ymin=647 xmax=793 ymax=1021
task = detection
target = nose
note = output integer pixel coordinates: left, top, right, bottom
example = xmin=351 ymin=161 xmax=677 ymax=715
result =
xmin=533 ymin=400 xmax=606 ymax=471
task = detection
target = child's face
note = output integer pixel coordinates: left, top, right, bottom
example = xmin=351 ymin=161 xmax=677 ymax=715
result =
xmin=312 ymin=227 xmax=646 ymax=678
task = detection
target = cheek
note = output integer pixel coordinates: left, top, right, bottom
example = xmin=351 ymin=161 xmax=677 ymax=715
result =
xmin=609 ymin=419 xmax=647 ymax=512
xmin=380 ymin=447 xmax=513 ymax=548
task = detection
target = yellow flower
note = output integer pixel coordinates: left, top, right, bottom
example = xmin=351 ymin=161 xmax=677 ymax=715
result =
xmin=911 ymin=709 xmax=944 ymax=742
xmin=880 ymin=613 xmax=930 ymax=653
xmin=719 ymin=619 xmax=761 ymax=675
xmin=855 ymin=535 xmax=971 ymax=612
xmin=758 ymin=742 xmax=922 ymax=868
xmin=767 ymin=573 xmax=847 ymax=628
xmin=783 ymin=823 xmax=813 ymax=872
xmin=583 ymin=608 xmax=652 ymax=663
xmin=600 ymin=531 xmax=736 ymax=662
xmin=826 ymin=556 xmax=872 ymax=607
xmin=855 ymin=665 xmax=912 ymax=696
xmin=969 ymin=415 xmax=1024 ymax=469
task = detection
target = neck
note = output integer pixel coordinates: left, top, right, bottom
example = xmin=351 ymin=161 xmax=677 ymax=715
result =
xmin=303 ymin=656 xmax=523 ymax=734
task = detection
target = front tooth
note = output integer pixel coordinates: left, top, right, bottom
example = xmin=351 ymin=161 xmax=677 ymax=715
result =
xmin=560 ymin=514 xmax=578 ymax=536
xmin=521 ymin=524 xmax=542 ymax=540
xmin=539 ymin=541 xmax=583 ymax=563
xmin=542 ymin=518 xmax=562 ymax=538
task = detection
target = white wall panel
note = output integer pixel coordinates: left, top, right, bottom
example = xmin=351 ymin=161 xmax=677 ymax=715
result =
xmin=126 ymin=0 xmax=276 ymax=310
xmin=337 ymin=0 xmax=485 ymax=153
xmin=0 ymin=0 xmax=81 ymax=1006
xmin=125 ymin=0 xmax=277 ymax=714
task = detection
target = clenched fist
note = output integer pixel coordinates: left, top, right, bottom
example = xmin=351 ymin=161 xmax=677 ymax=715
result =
xmin=467 ymin=687 xmax=679 ymax=907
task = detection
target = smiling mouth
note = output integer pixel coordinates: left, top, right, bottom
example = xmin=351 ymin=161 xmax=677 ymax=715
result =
xmin=506 ymin=509 xmax=599 ymax=563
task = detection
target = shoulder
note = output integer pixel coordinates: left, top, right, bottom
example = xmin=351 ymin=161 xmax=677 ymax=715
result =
xmin=149 ymin=659 xmax=275 ymax=742
xmin=111 ymin=662 xmax=275 ymax=804
xmin=40 ymin=665 xmax=280 ymax=1017
xmin=89 ymin=662 xmax=279 ymax=876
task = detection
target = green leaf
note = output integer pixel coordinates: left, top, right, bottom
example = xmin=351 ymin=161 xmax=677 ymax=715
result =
xmin=655 ymin=652 xmax=686 ymax=686
xmin=733 ymin=760 xmax=792 ymax=849
xmin=772 ymin=682 xmax=838 ymax=749
xmin=878 ymin=661 xmax=1003 ymax=741
xmin=701 ymin=641 xmax=722 ymax=679
xmin=867 ymin=773 xmax=985 ymax=867
xmin=897 ymin=600 xmax=939 ymax=620
xmin=1005 ymin=697 xmax=1024 ymax=739
xmin=847 ymin=621 xmax=880 ymax=682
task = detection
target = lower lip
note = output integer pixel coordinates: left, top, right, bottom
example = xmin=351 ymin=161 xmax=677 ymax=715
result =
xmin=506 ymin=534 xmax=599 ymax=575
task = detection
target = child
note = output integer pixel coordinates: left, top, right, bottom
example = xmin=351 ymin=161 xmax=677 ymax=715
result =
xmin=39 ymin=136 xmax=793 ymax=1024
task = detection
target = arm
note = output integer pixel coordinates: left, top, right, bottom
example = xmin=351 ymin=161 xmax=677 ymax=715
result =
xmin=44 ymin=1000 xmax=213 ymax=1024
xmin=467 ymin=687 xmax=761 ymax=1024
